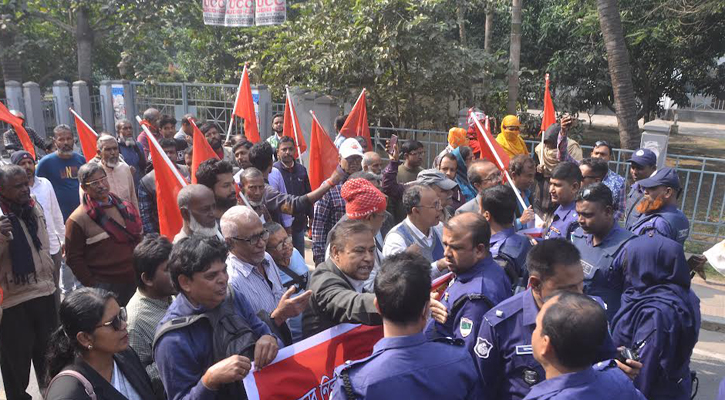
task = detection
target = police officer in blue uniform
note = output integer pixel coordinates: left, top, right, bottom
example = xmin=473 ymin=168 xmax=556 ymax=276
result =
xmin=523 ymin=291 xmax=646 ymax=400
xmin=572 ymin=183 xmax=634 ymax=320
xmin=544 ymin=162 xmax=581 ymax=240
xmin=627 ymin=167 xmax=690 ymax=245
xmin=624 ymin=149 xmax=657 ymax=230
xmin=612 ymin=232 xmax=700 ymax=400
xmin=425 ymin=212 xmax=512 ymax=356
xmin=481 ymin=184 xmax=534 ymax=292
xmin=475 ymin=239 xmax=642 ymax=400
xmin=331 ymin=252 xmax=481 ymax=400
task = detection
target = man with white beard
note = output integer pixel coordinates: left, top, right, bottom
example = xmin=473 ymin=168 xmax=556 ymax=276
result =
xmin=174 ymin=184 xmax=220 ymax=243
xmin=239 ymin=167 xmax=274 ymax=223
xmin=83 ymin=133 xmax=138 ymax=209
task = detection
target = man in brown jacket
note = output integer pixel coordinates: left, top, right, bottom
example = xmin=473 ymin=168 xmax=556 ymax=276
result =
xmin=302 ymin=219 xmax=382 ymax=338
xmin=65 ymin=162 xmax=143 ymax=306
xmin=0 ymin=164 xmax=57 ymax=400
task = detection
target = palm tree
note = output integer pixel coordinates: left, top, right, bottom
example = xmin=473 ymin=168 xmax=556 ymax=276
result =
xmin=596 ymin=0 xmax=640 ymax=149
xmin=506 ymin=0 xmax=522 ymax=114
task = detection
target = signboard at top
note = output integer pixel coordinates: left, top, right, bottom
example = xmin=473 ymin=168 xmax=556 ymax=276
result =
xmin=202 ymin=0 xmax=286 ymax=27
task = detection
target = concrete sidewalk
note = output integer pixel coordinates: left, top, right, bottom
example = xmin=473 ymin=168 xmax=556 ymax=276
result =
xmin=692 ymin=277 xmax=725 ymax=333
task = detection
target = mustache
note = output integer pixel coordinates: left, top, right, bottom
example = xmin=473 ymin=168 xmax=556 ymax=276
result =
xmin=637 ymin=193 xmax=665 ymax=214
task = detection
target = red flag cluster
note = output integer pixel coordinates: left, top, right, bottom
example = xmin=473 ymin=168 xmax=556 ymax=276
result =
xmin=307 ymin=112 xmax=339 ymax=190
xmin=190 ymin=120 xmax=220 ymax=184
xmin=70 ymin=109 xmax=99 ymax=162
xmin=283 ymin=88 xmax=306 ymax=158
xmin=232 ymin=65 xmax=260 ymax=143
xmin=0 ymin=102 xmax=35 ymax=159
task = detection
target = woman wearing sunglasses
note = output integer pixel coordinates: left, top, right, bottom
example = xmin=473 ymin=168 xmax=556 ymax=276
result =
xmin=45 ymin=288 xmax=155 ymax=400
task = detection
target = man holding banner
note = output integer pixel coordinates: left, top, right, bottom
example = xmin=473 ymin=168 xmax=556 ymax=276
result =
xmin=331 ymin=252 xmax=481 ymax=399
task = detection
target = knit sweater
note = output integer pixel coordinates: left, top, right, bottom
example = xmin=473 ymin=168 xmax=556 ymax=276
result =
xmin=65 ymin=204 xmax=138 ymax=286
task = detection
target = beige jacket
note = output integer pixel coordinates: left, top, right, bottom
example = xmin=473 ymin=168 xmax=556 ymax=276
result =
xmin=0 ymin=200 xmax=56 ymax=309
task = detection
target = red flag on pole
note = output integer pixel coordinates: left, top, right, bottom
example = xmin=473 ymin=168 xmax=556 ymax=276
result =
xmin=136 ymin=116 xmax=187 ymax=239
xmin=308 ymin=112 xmax=338 ymax=191
xmin=540 ymin=73 xmax=556 ymax=134
xmin=475 ymin=116 xmax=511 ymax=171
xmin=283 ymin=88 xmax=306 ymax=158
xmin=0 ymin=101 xmax=35 ymax=159
xmin=243 ymin=324 xmax=383 ymax=400
xmin=70 ymin=108 xmax=99 ymax=162
xmin=339 ymin=89 xmax=372 ymax=151
xmin=232 ymin=64 xmax=260 ymax=143
xmin=190 ymin=120 xmax=220 ymax=184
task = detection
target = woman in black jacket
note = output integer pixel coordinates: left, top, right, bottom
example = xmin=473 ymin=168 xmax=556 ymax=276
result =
xmin=45 ymin=288 xmax=156 ymax=400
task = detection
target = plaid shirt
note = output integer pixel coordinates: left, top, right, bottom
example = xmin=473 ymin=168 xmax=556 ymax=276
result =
xmin=312 ymin=183 xmax=346 ymax=265
xmin=126 ymin=290 xmax=171 ymax=398
xmin=3 ymin=127 xmax=45 ymax=152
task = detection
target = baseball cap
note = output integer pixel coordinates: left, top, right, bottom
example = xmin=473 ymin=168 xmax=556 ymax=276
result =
xmin=416 ymin=168 xmax=457 ymax=191
xmin=339 ymin=138 xmax=364 ymax=159
xmin=637 ymin=167 xmax=680 ymax=190
xmin=628 ymin=148 xmax=657 ymax=167
xmin=10 ymin=150 xmax=33 ymax=165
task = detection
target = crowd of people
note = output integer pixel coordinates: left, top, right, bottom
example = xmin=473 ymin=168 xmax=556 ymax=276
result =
xmin=0 ymin=106 xmax=713 ymax=400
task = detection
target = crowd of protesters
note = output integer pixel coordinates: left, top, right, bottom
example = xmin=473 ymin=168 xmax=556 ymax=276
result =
xmin=0 ymin=106 xmax=711 ymax=400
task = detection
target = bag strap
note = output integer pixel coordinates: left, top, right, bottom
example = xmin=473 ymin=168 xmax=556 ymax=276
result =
xmin=278 ymin=265 xmax=306 ymax=288
xmin=46 ymin=370 xmax=97 ymax=400
xmin=152 ymin=314 xmax=208 ymax=352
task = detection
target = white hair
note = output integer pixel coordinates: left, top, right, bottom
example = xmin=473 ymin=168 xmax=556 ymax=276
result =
xmin=362 ymin=151 xmax=380 ymax=167
xmin=96 ymin=134 xmax=117 ymax=151
xmin=220 ymin=205 xmax=260 ymax=239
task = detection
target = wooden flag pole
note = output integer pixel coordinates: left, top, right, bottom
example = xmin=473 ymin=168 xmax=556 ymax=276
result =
xmin=286 ymin=86 xmax=304 ymax=166
xmin=226 ymin=65 xmax=246 ymax=142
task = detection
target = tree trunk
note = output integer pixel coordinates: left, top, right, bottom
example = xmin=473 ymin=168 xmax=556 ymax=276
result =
xmin=457 ymin=0 xmax=467 ymax=46
xmin=0 ymin=15 xmax=23 ymax=84
xmin=596 ymin=0 xmax=640 ymax=149
xmin=506 ymin=0 xmax=522 ymax=114
xmin=76 ymin=6 xmax=94 ymax=85
xmin=484 ymin=5 xmax=493 ymax=53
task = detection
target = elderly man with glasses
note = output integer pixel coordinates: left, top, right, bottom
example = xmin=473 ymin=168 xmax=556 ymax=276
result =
xmin=221 ymin=206 xmax=311 ymax=345
xmin=455 ymin=160 xmax=502 ymax=215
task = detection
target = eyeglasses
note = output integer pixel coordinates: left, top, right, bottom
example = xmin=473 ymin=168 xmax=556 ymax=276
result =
xmin=594 ymin=140 xmax=610 ymax=148
xmin=268 ymin=236 xmax=293 ymax=252
xmin=85 ymin=176 xmax=108 ymax=189
xmin=483 ymin=171 xmax=502 ymax=183
xmin=417 ymin=201 xmax=442 ymax=211
xmin=96 ymin=308 xmax=127 ymax=331
xmin=231 ymin=229 xmax=270 ymax=246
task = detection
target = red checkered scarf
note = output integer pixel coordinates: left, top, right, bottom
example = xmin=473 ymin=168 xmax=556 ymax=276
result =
xmin=341 ymin=178 xmax=387 ymax=219
xmin=83 ymin=193 xmax=142 ymax=243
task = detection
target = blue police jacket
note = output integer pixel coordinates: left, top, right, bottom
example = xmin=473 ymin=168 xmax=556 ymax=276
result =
xmin=330 ymin=332 xmax=481 ymax=400
xmin=491 ymin=227 xmax=533 ymax=288
xmin=629 ymin=204 xmax=690 ymax=245
xmin=544 ymin=202 xmax=578 ymax=240
xmin=572 ymin=223 xmax=634 ymax=321
xmin=154 ymin=292 xmax=274 ymax=400
xmin=624 ymin=183 xmax=644 ymax=230
xmin=612 ymin=233 xmax=700 ymax=400
xmin=476 ymin=289 xmax=618 ymax=400
xmin=426 ymin=255 xmax=512 ymax=355
xmin=522 ymin=360 xmax=646 ymax=400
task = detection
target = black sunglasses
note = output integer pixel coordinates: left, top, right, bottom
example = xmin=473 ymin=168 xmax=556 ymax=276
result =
xmin=95 ymin=307 xmax=127 ymax=331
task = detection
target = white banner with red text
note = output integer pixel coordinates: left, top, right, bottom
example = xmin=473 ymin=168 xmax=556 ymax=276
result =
xmin=202 ymin=0 xmax=286 ymax=27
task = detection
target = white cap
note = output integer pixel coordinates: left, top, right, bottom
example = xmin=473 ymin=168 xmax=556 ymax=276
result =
xmin=339 ymin=138 xmax=364 ymax=159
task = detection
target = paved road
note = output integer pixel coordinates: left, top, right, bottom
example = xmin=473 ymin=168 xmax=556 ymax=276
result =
xmin=2 ymin=329 xmax=724 ymax=400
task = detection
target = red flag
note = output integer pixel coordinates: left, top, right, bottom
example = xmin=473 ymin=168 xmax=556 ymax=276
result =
xmin=308 ymin=113 xmax=338 ymax=190
xmin=232 ymin=65 xmax=260 ymax=143
xmin=431 ymin=272 xmax=454 ymax=300
xmin=139 ymin=119 xmax=187 ymax=239
xmin=0 ymin=101 xmax=35 ymax=159
xmin=243 ymin=324 xmax=383 ymax=400
xmin=70 ymin=109 xmax=98 ymax=162
xmin=190 ymin=120 xmax=220 ymax=184
xmin=339 ymin=89 xmax=372 ymax=151
xmin=283 ymin=88 xmax=307 ymax=158
xmin=540 ymin=73 xmax=556 ymax=134
xmin=475 ymin=116 xmax=510 ymax=172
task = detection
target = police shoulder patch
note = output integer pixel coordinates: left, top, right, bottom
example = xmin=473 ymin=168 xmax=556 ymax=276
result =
xmin=459 ymin=318 xmax=473 ymax=338
xmin=474 ymin=337 xmax=493 ymax=359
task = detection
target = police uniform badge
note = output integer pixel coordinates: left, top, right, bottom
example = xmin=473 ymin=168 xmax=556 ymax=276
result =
xmin=459 ymin=318 xmax=473 ymax=338
xmin=522 ymin=368 xmax=539 ymax=386
xmin=474 ymin=337 xmax=492 ymax=359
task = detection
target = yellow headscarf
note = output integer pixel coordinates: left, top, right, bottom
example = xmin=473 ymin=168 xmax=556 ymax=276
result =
xmin=448 ymin=127 xmax=467 ymax=148
xmin=496 ymin=115 xmax=529 ymax=157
